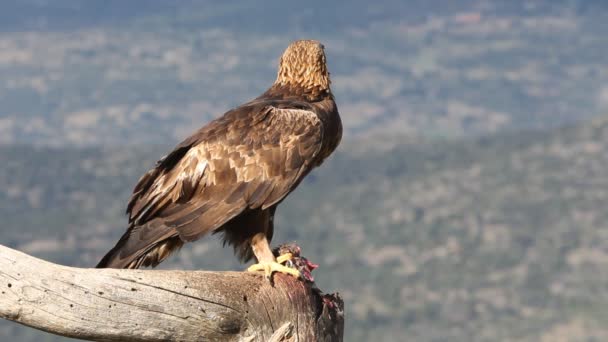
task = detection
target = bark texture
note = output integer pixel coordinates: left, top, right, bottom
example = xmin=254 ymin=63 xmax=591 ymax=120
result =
xmin=0 ymin=245 xmax=344 ymax=341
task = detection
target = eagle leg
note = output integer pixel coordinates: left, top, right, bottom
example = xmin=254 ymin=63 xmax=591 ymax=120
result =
xmin=247 ymin=233 xmax=301 ymax=280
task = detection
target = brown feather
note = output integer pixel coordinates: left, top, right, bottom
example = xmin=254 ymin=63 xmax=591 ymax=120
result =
xmin=97 ymin=40 xmax=342 ymax=269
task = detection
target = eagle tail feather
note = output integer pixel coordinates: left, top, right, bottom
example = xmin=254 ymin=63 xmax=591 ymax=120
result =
xmin=96 ymin=228 xmax=183 ymax=269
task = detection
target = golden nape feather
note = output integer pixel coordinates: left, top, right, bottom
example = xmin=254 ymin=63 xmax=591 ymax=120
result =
xmin=97 ymin=40 xmax=342 ymax=273
xmin=275 ymin=40 xmax=330 ymax=95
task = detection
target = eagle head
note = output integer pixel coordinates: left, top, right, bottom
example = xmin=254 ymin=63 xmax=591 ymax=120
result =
xmin=275 ymin=40 xmax=331 ymax=94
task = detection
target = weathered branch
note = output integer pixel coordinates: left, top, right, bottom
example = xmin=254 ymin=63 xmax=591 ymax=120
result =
xmin=0 ymin=244 xmax=344 ymax=341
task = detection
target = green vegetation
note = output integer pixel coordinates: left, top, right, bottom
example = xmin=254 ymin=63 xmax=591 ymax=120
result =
xmin=2 ymin=0 xmax=608 ymax=340
xmin=3 ymin=116 xmax=608 ymax=340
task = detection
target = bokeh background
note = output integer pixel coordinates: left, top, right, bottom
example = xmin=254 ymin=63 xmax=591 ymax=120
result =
xmin=2 ymin=1 xmax=608 ymax=340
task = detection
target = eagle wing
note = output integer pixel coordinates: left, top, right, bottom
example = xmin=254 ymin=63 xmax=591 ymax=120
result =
xmin=97 ymin=101 xmax=324 ymax=268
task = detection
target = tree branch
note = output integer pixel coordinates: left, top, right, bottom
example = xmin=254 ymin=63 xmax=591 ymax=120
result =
xmin=0 ymin=244 xmax=344 ymax=341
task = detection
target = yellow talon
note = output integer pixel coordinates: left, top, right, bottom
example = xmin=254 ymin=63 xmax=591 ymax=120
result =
xmin=247 ymin=261 xmax=301 ymax=280
xmin=276 ymin=252 xmax=293 ymax=264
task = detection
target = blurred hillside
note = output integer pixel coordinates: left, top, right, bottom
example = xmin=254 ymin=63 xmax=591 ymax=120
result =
xmin=2 ymin=0 xmax=608 ymax=341
xmin=3 ymin=115 xmax=608 ymax=340
xmin=1 ymin=1 xmax=608 ymax=146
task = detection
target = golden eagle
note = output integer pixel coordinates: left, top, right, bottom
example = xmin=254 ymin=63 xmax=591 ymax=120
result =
xmin=97 ymin=40 xmax=342 ymax=278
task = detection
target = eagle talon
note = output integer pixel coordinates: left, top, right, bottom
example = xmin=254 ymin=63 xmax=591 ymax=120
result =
xmin=276 ymin=252 xmax=293 ymax=265
xmin=247 ymin=261 xmax=301 ymax=280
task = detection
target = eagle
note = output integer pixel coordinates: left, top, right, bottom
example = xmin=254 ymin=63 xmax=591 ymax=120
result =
xmin=96 ymin=40 xmax=342 ymax=279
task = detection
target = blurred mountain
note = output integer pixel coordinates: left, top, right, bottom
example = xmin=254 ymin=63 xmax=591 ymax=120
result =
xmin=1 ymin=1 xmax=608 ymax=146
xmin=3 ymin=113 xmax=608 ymax=340
xmin=2 ymin=0 xmax=608 ymax=341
